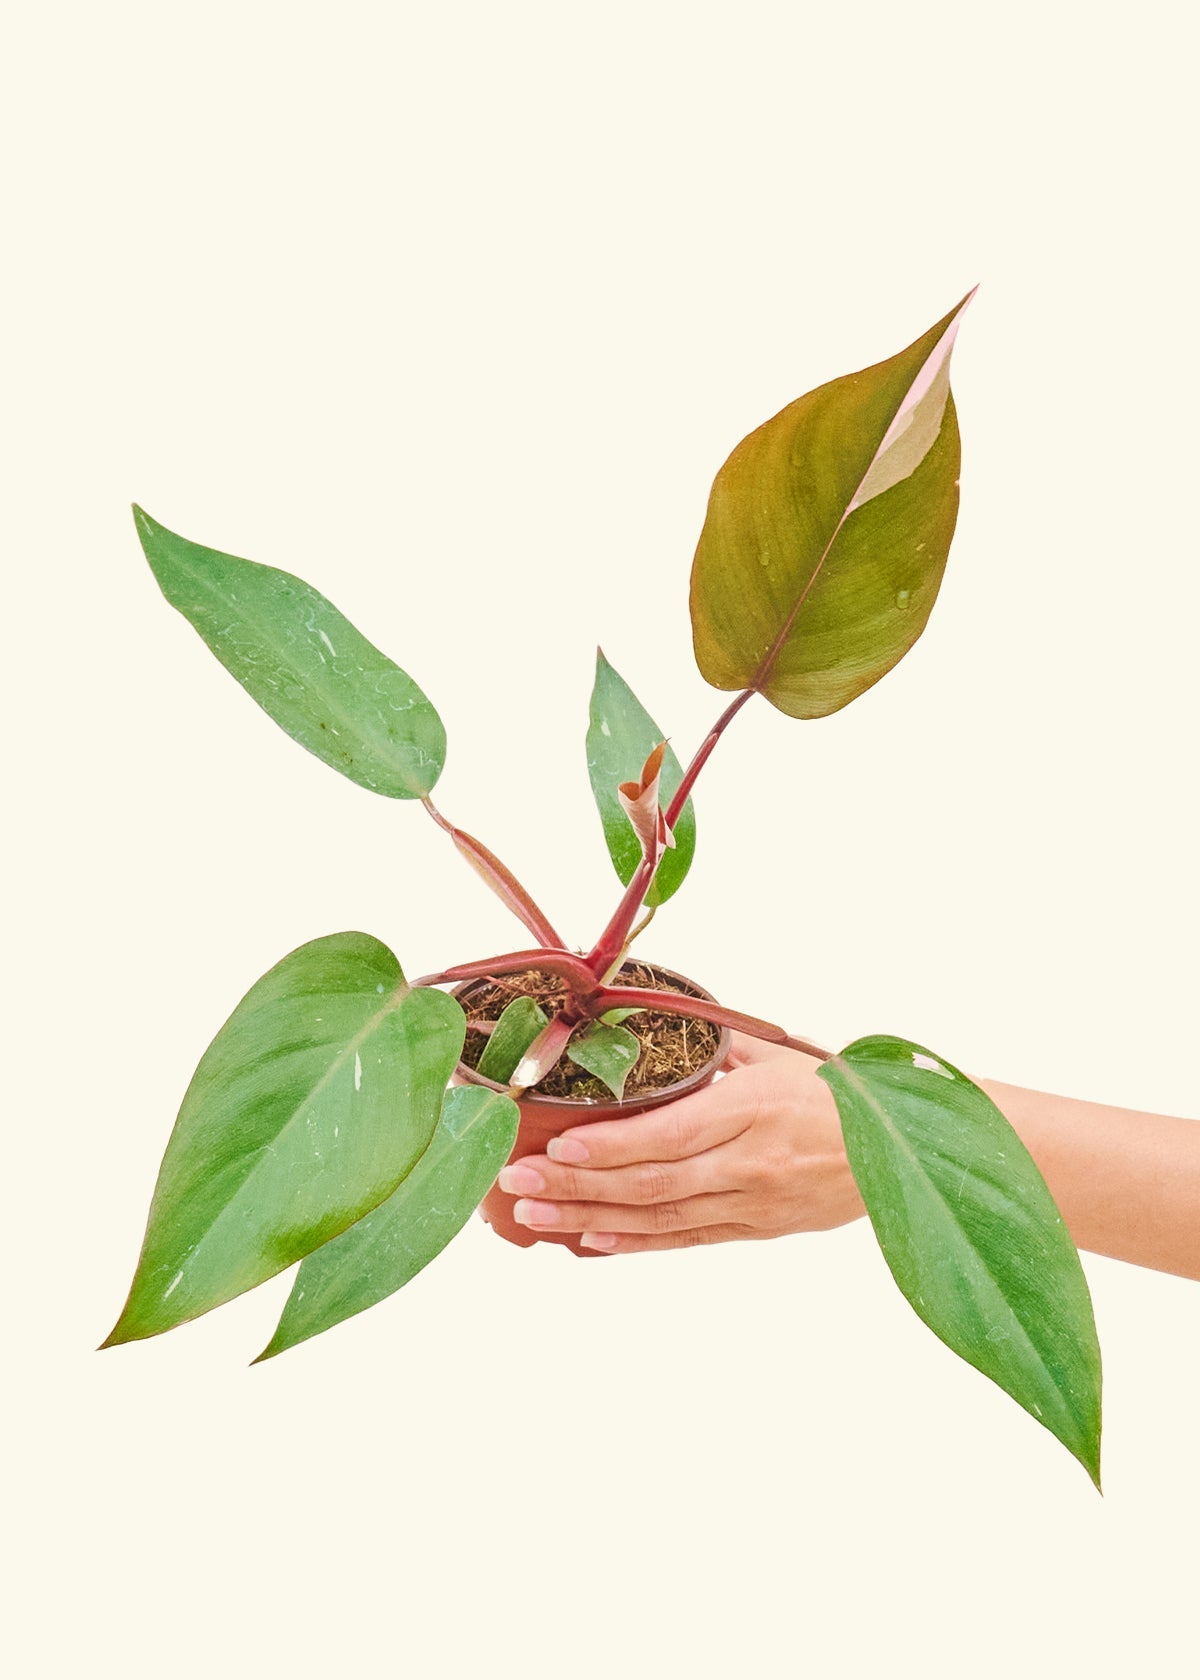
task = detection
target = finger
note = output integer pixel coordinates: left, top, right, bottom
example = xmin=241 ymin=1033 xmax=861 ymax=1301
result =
xmin=578 ymin=1223 xmax=758 ymax=1253
xmin=511 ymin=1191 xmax=744 ymax=1236
xmin=498 ymin=1143 xmax=733 ymax=1207
xmin=544 ymin=1068 xmax=757 ymax=1170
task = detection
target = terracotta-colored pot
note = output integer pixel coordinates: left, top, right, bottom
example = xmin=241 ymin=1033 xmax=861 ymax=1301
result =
xmin=453 ymin=964 xmax=732 ymax=1257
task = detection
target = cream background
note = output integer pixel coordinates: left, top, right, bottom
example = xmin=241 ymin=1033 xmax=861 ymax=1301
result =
xmin=6 ymin=3 xmax=1198 ymax=1674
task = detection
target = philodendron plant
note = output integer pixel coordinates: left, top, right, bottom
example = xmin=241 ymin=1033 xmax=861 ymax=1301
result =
xmin=104 ymin=293 xmax=1103 ymax=1488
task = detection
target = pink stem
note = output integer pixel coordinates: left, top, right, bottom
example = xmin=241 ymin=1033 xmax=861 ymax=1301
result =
xmin=422 ymin=798 xmax=565 ymax=949
xmin=590 ymin=985 xmax=831 ymax=1061
xmin=664 ymin=688 xmax=755 ymax=829
xmin=584 ymin=844 xmax=662 ymax=974
xmin=412 ymin=948 xmax=603 ymax=1000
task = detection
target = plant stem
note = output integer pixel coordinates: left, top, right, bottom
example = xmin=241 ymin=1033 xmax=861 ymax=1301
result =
xmin=589 ymin=985 xmax=831 ymax=1061
xmin=597 ymin=905 xmax=658 ymax=985
xmin=412 ymin=948 xmax=603 ymax=1001
xmin=628 ymin=904 xmax=657 ymax=943
xmin=664 ymin=687 xmax=756 ymax=829
xmin=585 ymin=844 xmax=662 ymax=973
xmin=422 ymin=797 xmax=565 ymax=948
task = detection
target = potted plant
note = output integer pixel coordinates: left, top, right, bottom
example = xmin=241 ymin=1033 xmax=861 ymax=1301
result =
xmin=102 ymin=293 xmax=1103 ymax=1489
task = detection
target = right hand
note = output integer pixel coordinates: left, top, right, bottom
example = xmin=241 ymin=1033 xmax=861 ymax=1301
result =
xmin=496 ymin=1032 xmax=866 ymax=1253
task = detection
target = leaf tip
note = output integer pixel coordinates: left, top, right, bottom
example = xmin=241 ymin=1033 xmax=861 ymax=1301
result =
xmin=131 ymin=502 xmax=162 ymax=537
xmin=97 ymin=1311 xmax=136 ymax=1350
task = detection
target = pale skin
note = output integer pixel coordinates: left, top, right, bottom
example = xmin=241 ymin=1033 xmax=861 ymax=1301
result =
xmin=494 ymin=1033 xmax=1200 ymax=1281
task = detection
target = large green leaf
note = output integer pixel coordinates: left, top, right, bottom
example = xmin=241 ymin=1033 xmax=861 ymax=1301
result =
xmin=103 ymin=933 xmax=465 ymax=1345
xmin=586 ymin=650 xmax=696 ymax=906
xmin=818 ymin=1036 xmax=1102 ymax=1486
xmin=256 ymin=1085 xmax=520 ymax=1359
xmin=134 ymin=506 xmax=446 ymax=797
xmin=689 ymin=293 xmax=972 ymax=718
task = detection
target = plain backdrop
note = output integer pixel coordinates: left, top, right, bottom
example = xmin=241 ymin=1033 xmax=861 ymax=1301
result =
xmin=5 ymin=3 xmax=1198 ymax=1675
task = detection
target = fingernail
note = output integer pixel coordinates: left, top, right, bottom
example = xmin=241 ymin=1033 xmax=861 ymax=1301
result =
xmin=547 ymin=1136 xmax=589 ymax=1165
xmin=581 ymin=1233 xmax=618 ymax=1251
xmin=513 ymin=1199 xmax=560 ymax=1227
xmin=497 ymin=1164 xmax=545 ymax=1195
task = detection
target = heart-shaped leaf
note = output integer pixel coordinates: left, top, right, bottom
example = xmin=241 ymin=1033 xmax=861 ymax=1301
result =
xmin=103 ymin=933 xmax=465 ymax=1345
xmin=255 ymin=1085 xmax=520 ymax=1359
xmin=567 ymin=1021 xmax=642 ymax=1099
xmin=477 ymin=996 xmax=549 ymax=1084
xmin=817 ymin=1036 xmax=1102 ymax=1487
xmin=587 ymin=650 xmax=696 ymax=906
xmin=689 ymin=293 xmax=972 ymax=718
xmin=135 ymin=506 xmax=446 ymax=798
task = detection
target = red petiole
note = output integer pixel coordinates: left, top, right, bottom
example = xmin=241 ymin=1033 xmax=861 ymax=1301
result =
xmin=586 ymin=986 xmax=830 ymax=1061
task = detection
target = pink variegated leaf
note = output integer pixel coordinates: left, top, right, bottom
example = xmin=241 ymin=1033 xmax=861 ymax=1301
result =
xmin=690 ymin=292 xmax=973 ymax=718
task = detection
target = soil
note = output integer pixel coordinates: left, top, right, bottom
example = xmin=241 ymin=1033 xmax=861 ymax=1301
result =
xmin=457 ymin=958 xmax=722 ymax=1101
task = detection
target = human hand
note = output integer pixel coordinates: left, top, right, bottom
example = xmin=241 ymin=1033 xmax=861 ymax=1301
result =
xmin=493 ymin=1032 xmax=866 ymax=1253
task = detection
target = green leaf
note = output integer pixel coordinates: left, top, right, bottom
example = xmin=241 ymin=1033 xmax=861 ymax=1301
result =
xmin=587 ymin=650 xmax=696 ymax=906
xmin=689 ymin=293 xmax=972 ymax=718
xmin=103 ymin=934 xmax=465 ymax=1345
xmin=817 ymin=1036 xmax=1102 ymax=1487
xmin=256 ymin=1085 xmax=520 ymax=1359
xmin=600 ymin=1007 xmax=644 ymax=1025
xmin=476 ymin=996 xmax=549 ymax=1084
xmin=134 ymin=506 xmax=446 ymax=798
xmin=567 ymin=1021 xmax=642 ymax=1100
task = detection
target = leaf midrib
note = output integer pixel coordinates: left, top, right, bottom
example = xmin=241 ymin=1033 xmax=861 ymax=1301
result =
xmin=749 ymin=390 xmax=914 ymax=696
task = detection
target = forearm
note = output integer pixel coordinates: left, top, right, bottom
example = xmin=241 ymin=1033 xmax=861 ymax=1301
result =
xmin=980 ymin=1079 xmax=1200 ymax=1280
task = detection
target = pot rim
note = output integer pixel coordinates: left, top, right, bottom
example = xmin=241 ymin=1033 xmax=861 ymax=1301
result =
xmin=451 ymin=959 xmax=732 ymax=1112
